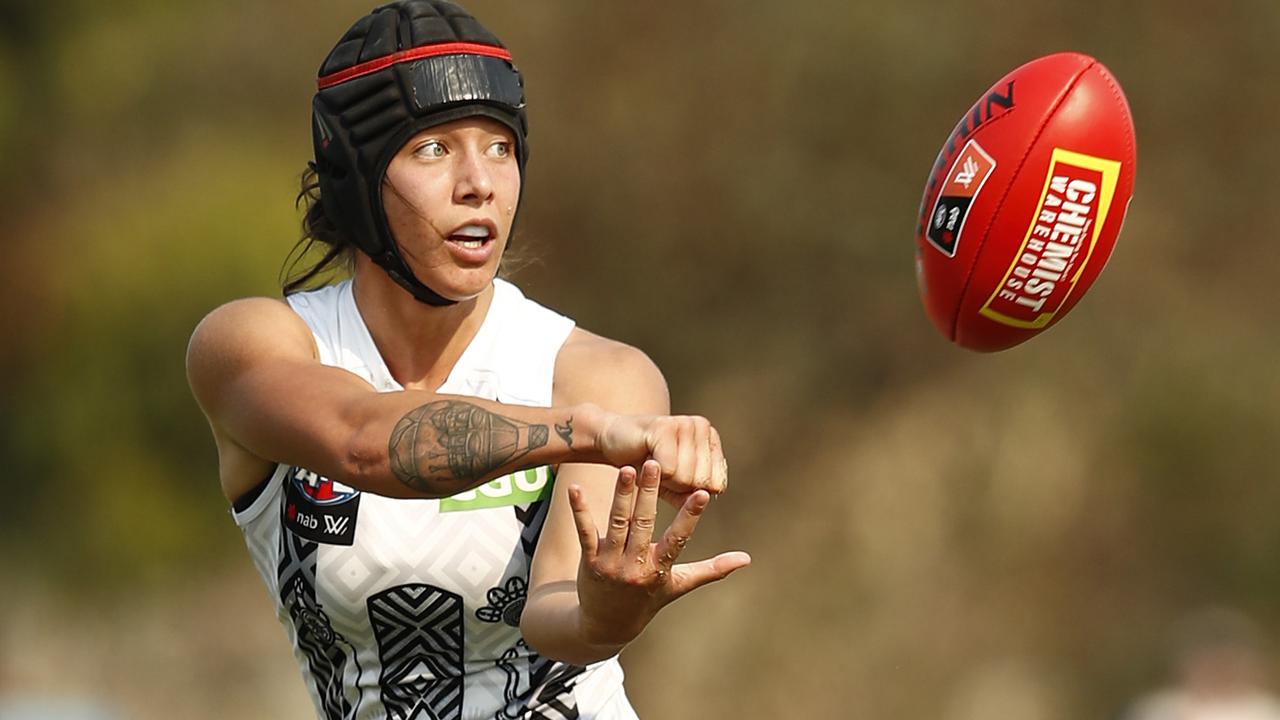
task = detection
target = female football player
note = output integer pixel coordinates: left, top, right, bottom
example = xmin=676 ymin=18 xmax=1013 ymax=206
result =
xmin=185 ymin=1 xmax=749 ymax=717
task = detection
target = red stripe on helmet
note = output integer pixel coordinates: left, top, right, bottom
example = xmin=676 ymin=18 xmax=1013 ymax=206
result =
xmin=317 ymin=42 xmax=513 ymax=90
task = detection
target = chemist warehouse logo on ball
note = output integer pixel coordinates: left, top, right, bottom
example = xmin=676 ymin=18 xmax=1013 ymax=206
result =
xmin=980 ymin=148 xmax=1122 ymax=329
xmin=284 ymin=467 xmax=361 ymax=546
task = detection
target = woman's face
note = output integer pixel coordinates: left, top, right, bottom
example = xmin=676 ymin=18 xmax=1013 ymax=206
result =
xmin=381 ymin=116 xmax=520 ymax=302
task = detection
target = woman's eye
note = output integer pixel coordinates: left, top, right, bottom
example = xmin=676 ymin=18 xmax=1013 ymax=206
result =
xmin=416 ymin=141 xmax=445 ymax=158
xmin=488 ymin=141 xmax=512 ymax=158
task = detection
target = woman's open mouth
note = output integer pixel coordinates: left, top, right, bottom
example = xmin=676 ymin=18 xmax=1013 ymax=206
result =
xmin=450 ymin=224 xmax=491 ymax=247
xmin=444 ymin=222 xmax=498 ymax=263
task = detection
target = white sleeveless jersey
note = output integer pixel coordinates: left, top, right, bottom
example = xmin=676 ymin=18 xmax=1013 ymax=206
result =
xmin=232 ymin=279 xmax=637 ymax=720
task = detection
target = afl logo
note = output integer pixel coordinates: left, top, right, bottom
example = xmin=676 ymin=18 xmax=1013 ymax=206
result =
xmin=290 ymin=466 xmax=359 ymax=506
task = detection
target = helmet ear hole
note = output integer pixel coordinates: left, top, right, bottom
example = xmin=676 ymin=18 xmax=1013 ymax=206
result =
xmin=312 ymin=154 xmax=347 ymax=181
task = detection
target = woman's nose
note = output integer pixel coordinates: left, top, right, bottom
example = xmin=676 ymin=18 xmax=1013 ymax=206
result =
xmin=453 ymin=152 xmax=494 ymax=206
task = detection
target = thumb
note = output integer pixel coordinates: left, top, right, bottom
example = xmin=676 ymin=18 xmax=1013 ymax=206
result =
xmin=667 ymin=551 xmax=752 ymax=599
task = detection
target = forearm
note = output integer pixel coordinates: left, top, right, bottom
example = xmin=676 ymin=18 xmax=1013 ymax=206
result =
xmin=344 ymin=394 xmax=610 ymax=499
xmin=519 ymin=586 xmax=637 ymax=666
xmin=192 ymin=300 xmax=630 ymax=500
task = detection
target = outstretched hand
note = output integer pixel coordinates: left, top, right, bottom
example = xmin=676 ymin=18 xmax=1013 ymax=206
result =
xmin=568 ymin=459 xmax=751 ymax=649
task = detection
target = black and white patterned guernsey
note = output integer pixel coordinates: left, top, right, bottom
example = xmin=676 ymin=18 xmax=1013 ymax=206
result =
xmin=232 ymin=279 xmax=637 ymax=719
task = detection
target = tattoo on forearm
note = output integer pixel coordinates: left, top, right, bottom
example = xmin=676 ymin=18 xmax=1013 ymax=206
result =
xmin=555 ymin=418 xmax=573 ymax=448
xmin=389 ymin=401 xmax=549 ymax=493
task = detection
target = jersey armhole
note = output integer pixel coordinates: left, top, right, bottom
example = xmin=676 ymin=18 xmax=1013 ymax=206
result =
xmin=230 ymin=464 xmax=289 ymax=527
xmin=231 ymin=469 xmax=274 ymax=513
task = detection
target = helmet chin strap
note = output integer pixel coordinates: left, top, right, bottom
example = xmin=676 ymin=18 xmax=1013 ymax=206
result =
xmin=373 ymin=248 xmax=458 ymax=307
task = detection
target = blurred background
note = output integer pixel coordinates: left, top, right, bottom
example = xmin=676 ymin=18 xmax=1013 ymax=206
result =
xmin=2 ymin=0 xmax=1279 ymax=718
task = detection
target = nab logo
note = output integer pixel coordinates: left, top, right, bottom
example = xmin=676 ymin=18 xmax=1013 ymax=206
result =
xmin=285 ymin=466 xmax=361 ymax=546
xmin=291 ymin=467 xmax=359 ymax=507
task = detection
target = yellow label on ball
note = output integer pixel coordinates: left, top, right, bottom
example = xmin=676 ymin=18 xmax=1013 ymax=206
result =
xmin=980 ymin=148 xmax=1121 ymax=329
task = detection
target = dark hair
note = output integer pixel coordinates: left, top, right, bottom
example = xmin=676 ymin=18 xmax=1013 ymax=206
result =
xmin=280 ymin=163 xmax=357 ymax=295
xmin=280 ymin=163 xmax=535 ymax=296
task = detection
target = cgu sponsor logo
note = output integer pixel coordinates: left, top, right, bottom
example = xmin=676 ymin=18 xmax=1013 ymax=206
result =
xmin=440 ymin=466 xmax=554 ymax=513
xmin=980 ymin=148 xmax=1122 ymax=328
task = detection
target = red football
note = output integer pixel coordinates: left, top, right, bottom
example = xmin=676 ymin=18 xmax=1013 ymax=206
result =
xmin=914 ymin=52 xmax=1137 ymax=351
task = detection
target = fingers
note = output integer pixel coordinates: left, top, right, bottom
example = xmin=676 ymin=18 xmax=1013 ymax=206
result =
xmin=567 ymin=485 xmax=599 ymax=560
xmin=673 ymin=419 xmax=696 ymax=491
xmin=609 ymin=415 xmax=724 ymax=498
xmin=624 ymin=460 xmax=661 ymax=560
xmin=693 ymin=419 xmax=711 ymax=492
xmin=669 ymin=551 xmax=752 ymax=599
xmin=654 ymin=490 xmax=709 ymax=570
xmin=653 ymin=416 xmax=724 ymax=495
xmin=603 ymin=466 xmax=637 ymax=553
xmin=577 ymin=459 xmax=749 ymax=616
xmin=710 ymin=425 xmax=727 ymax=493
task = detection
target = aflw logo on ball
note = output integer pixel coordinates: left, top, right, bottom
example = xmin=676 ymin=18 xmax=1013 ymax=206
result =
xmin=980 ymin=148 xmax=1122 ymax=328
xmin=926 ymin=139 xmax=997 ymax=257
xmin=915 ymin=81 xmax=1015 ymax=245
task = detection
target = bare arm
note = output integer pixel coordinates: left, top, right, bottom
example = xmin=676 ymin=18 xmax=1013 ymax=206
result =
xmin=186 ymin=297 xmax=620 ymax=500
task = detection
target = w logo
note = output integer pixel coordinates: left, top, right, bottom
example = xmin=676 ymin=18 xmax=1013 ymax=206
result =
xmin=324 ymin=516 xmax=350 ymax=535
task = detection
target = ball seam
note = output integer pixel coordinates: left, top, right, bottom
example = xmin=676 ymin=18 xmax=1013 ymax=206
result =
xmin=949 ymin=59 xmax=1098 ymax=344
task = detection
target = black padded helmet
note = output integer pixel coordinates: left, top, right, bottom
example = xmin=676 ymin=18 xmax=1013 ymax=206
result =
xmin=312 ymin=0 xmax=528 ymax=306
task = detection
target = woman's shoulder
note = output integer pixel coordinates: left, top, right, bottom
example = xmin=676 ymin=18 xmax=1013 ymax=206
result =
xmin=190 ymin=296 xmax=309 ymax=349
xmin=186 ymin=296 xmax=317 ymax=391
xmin=553 ymin=327 xmax=669 ymax=413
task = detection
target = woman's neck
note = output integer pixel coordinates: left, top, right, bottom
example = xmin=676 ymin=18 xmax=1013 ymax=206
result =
xmin=350 ymin=266 xmax=494 ymax=391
